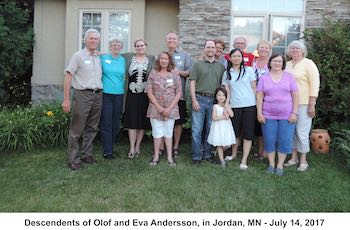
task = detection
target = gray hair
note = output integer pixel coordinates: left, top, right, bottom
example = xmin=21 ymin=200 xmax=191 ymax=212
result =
xmin=109 ymin=38 xmax=123 ymax=47
xmin=84 ymin=28 xmax=100 ymax=41
xmin=256 ymin=40 xmax=272 ymax=50
xmin=233 ymin=36 xmax=247 ymax=43
xmin=166 ymin=31 xmax=179 ymax=38
xmin=287 ymin=40 xmax=308 ymax=57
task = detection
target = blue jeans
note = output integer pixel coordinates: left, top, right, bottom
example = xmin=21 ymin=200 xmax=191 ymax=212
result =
xmin=191 ymin=94 xmax=214 ymax=160
xmin=262 ymin=119 xmax=296 ymax=154
xmin=101 ymin=93 xmax=124 ymax=155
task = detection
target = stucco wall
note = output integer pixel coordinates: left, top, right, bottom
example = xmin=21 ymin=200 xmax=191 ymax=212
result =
xmin=305 ymin=0 xmax=350 ymax=28
xmin=32 ymin=0 xmax=66 ymax=102
xmin=145 ymin=0 xmax=179 ymax=56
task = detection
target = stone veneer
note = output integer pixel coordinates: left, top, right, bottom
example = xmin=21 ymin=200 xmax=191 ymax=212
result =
xmin=31 ymin=85 xmax=63 ymax=104
xmin=178 ymin=0 xmax=231 ymax=59
xmin=306 ymin=0 xmax=350 ymax=28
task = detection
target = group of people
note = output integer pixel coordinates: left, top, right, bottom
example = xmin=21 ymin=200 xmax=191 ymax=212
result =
xmin=63 ymin=28 xmax=320 ymax=176
xmin=63 ymin=29 xmax=191 ymax=170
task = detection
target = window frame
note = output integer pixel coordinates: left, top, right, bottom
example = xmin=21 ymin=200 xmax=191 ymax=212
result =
xmin=79 ymin=9 xmax=132 ymax=53
xmin=230 ymin=0 xmax=306 ymax=54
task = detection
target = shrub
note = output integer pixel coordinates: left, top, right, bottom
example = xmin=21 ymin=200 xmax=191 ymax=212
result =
xmin=303 ymin=19 xmax=350 ymax=130
xmin=331 ymin=129 xmax=350 ymax=173
xmin=0 ymin=104 xmax=70 ymax=152
xmin=0 ymin=0 xmax=34 ymax=106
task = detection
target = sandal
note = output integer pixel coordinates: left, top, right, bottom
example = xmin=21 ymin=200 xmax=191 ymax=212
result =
xmin=149 ymin=159 xmax=159 ymax=167
xmin=173 ymin=148 xmax=179 ymax=158
xmin=134 ymin=152 xmax=140 ymax=158
xmin=128 ymin=152 xmax=135 ymax=159
xmin=167 ymin=159 xmax=176 ymax=166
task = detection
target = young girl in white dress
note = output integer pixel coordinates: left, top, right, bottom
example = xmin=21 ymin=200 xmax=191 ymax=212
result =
xmin=207 ymin=87 xmax=236 ymax=167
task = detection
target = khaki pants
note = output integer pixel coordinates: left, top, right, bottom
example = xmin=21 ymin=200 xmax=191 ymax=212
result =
xmin=68 ymin=89 xmax=102 ymax=164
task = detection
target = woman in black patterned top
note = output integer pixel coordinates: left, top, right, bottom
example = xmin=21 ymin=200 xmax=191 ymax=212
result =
xmin=122 ymin=39 xmax=155 ymax=159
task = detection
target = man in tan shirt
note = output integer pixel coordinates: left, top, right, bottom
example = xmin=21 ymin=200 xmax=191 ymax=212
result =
xmin=62 ymin=28 xmax=103 ymax=170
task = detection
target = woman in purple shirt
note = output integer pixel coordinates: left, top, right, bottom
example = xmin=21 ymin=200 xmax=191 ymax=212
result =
xmin=256 ymin=54 xmax=299 ymax=176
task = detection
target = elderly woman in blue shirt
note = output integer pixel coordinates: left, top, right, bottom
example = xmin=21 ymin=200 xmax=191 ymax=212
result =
xmin=100 ymin=38 xmax=126 ymax=159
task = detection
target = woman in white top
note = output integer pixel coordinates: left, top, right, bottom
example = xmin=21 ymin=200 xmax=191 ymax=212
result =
xmin=222 ymin=48 xmax=257 ymax=170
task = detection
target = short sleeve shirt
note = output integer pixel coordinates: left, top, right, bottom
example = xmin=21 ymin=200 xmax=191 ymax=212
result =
xmin=222 ymin=66 xmax=256 ymax=108
xmin=189 ymin=60 xmax=225 ymax=95
xmin=66 ymin=47 xmax=102 ymax=90
xmin=100 ymin=54 xmax=125 ymax=94
xmin=172 ymin=49 xmax=192 ymax=98
xmin=146 ymin=70 xmax=182 ymax=121
xmin=256 ymin=71 xmax=298 ymax=120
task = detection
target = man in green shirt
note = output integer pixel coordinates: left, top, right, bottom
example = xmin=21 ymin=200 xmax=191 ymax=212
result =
xmin=189 ymin=40 xmax=225 ymax=165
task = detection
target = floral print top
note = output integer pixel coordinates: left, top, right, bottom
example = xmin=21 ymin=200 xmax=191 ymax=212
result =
xmin=146 ymin=70 xmax=182 ymax=120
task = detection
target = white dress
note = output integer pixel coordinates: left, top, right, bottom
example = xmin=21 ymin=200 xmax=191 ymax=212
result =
xmin=207 ymin=104 xmax=236 ymax=147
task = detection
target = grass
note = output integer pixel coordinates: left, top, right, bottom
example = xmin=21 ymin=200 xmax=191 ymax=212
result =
xmin=0 ymin=139 xmax=349 ymax=212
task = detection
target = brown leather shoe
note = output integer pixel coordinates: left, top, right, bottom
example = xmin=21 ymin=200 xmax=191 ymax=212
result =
xmin=81 ymin=156 xmax=97 ymax=164
xmin=68 ymin=163 xmax=82 ymax=170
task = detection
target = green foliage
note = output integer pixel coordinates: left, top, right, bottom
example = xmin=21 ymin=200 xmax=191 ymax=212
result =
xmin=0 ymin=0 xmax=34 ymax=105
xmin=0 ymin=104 xmax=70 ymax=152
xmin=331 ymin=129 xmax=350 ymax=172
xmin=303 ymin=19 xmax=350 ymax=129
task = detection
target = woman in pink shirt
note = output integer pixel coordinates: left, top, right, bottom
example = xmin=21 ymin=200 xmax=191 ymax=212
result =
xmin=146 ymin=51 xmax=182 ymax=166
xmin=256 ymin=54 xmax=299 ymax=176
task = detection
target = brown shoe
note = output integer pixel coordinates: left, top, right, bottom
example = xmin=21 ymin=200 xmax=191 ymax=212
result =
xmin=81 ymin=156 xmax=97 ymax=164
xmin=68 ymin=163 xmax=82 ymax=170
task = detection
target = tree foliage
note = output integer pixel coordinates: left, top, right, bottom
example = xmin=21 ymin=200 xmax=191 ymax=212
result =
xmin=0 ymin=0 xmax=34 ymax=105
xmin=303 ymin=19 xmax=350 ymax=131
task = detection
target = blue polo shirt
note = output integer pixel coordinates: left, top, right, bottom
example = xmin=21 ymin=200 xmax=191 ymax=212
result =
xmin=100 ymin=54 xmax=125 ymax=94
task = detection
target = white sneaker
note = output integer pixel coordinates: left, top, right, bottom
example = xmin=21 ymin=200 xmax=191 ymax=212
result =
xmin=297 ymin=163 xmax=309 ymax=172
xmin=225 ymin=155 xmax=234 ymax=161
xmin=239 ymin=164 xmax=248 ymax=170
xmin=284 ymin=160 xmax=299 ymax=167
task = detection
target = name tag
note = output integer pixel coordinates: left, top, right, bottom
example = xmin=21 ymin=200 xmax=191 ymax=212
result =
xmin=84 ymin=60 xmax=91 ymax=64
xmin=244 ymin=57 xmax=249 ymax=62
xmin=174 ymin=55 xmax=181 ymax=60
xmin=166 ymin=79 xmax=174 ymax=83
xmin=105 ymin=59 xmax=111 ymax=64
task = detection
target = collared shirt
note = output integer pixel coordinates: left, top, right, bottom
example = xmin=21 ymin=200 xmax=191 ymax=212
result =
xmin=286 ymin=58 xmax=320 ymax=105
xmin=66 ymin=47 xmax=103 ymax=90
xmin=189 ymin=59 xmax=225 ymax=95
xmin=224 ymin=52 xmax=255 ymax=66
xmin=171 ymin=48 xmax=192 ymax=99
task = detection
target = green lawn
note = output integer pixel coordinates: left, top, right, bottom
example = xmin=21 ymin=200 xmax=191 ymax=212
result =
xmin=0 ymin=140 xmax=349 ymax=212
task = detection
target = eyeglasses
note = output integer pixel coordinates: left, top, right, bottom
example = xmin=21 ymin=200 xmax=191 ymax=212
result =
xmin=136 ymin=45 xmax=145 ymax=48
xmin=271 ymin=60 xmax=283 ymax=63
xmin=234 ymin=42 xmax=245 ymax=45
xmin=231 ymin=55 xmax=242 ymax=58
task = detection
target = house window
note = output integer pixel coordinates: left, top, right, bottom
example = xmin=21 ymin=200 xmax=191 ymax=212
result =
xmin=79 ymin=10 xmax=131 ymax=53
xmin=231 ymin=0 xmax=305 ymax=55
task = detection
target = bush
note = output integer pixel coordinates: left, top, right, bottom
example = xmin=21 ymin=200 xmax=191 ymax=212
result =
xmin=331 ymin=129 xmax=350 ymax=173
xmin=0 ymin=0 xmax=34 ymax=106
xmin=0 ymin=104 xmax=70 ymax=152
xmin=303 ymin=19 xmax=350 ymax=130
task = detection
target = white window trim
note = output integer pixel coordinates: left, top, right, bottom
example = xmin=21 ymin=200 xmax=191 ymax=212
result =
xmin=79 ymin=9 xmax=132 ymax=53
